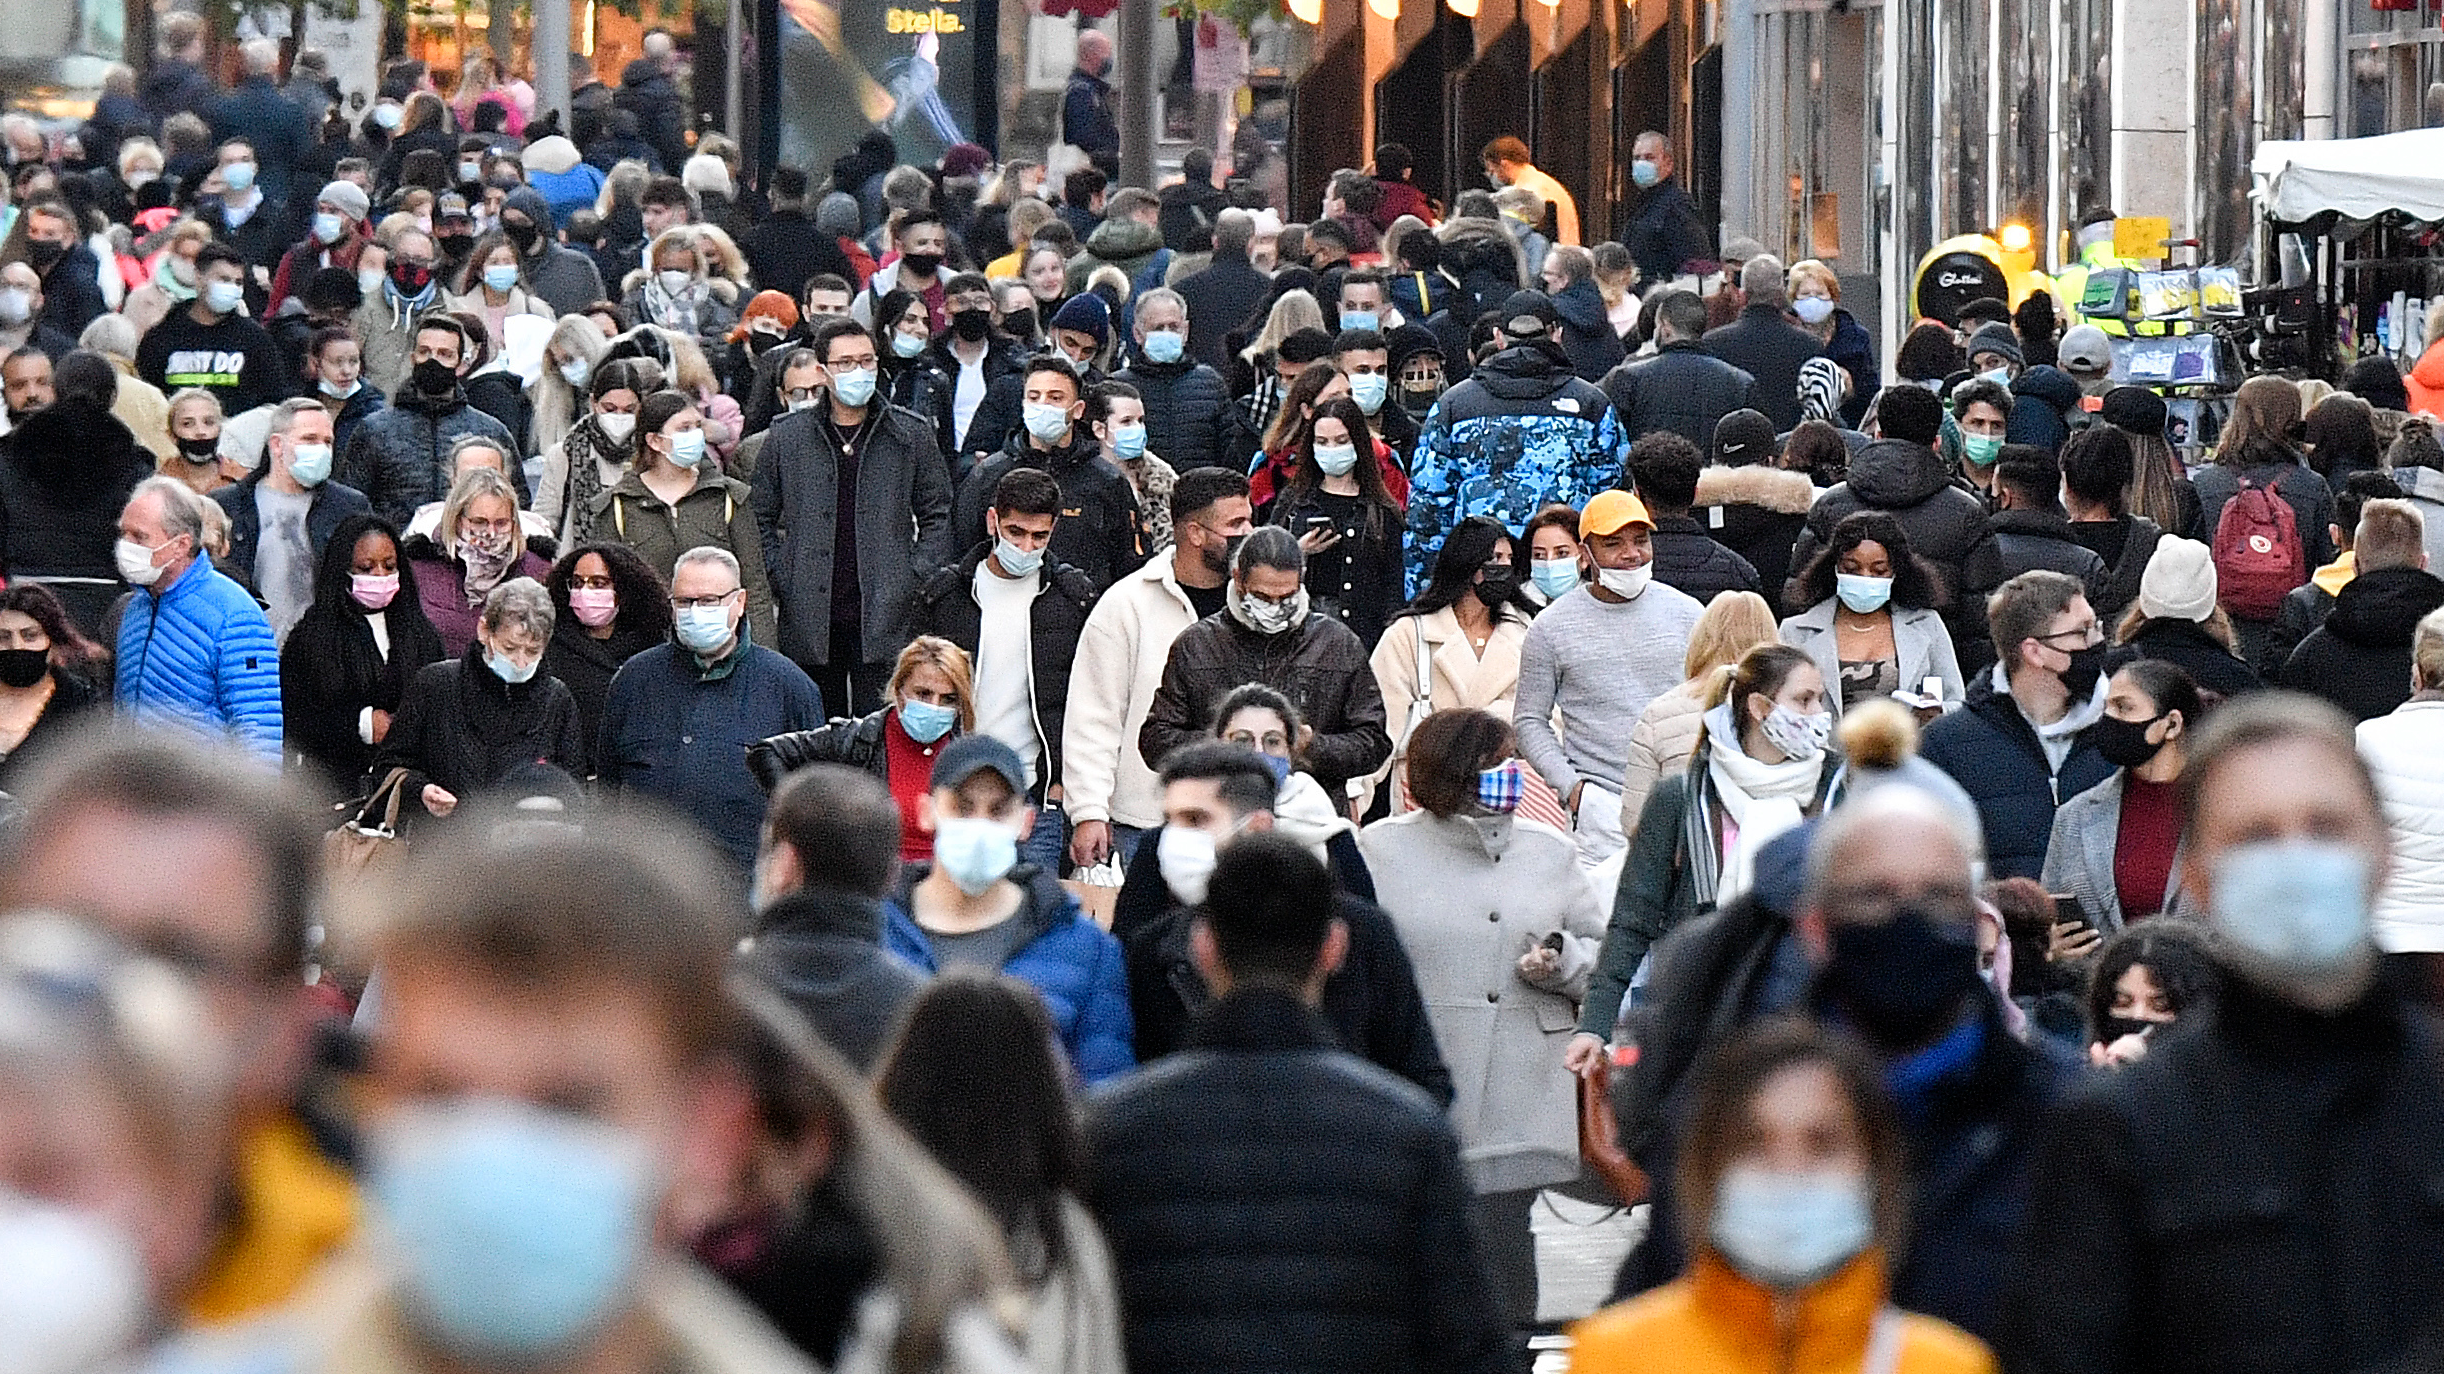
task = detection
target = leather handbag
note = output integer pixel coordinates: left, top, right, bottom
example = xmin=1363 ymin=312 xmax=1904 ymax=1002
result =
xmin=1578 ymin=1055 xmax=1651 ymax=1206
xmin=325 ymin=767 xmax=412 ymax=883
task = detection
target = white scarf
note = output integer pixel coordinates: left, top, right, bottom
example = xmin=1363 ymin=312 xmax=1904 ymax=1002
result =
xmin=1702 ymin=704 xmax=1823 ymax=902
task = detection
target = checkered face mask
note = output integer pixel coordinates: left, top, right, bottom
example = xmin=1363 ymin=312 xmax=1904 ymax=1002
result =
xmin=1476 ymin=759 xmax=1525 ymax=814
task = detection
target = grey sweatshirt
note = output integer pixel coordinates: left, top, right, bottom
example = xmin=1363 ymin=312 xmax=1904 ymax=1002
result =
xmin=1515 ymin=581 xmax=1706 ymax=797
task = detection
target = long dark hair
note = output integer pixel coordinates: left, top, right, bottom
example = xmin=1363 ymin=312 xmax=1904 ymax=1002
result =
xmin=284 ymin=515 xmax=446 ymax=709
xmin=1787 ymin=510 xmax=1947 ymax=616
xmin=1271 ymin=397 xmax=1398 ymax=541
xmin=874 ymin=286 xmax=929 ymax=370
xmin=2085 ymin=920 xmax=2222 ymax=1045
xmin=1402 ymin=514 xmax=1535 ymax=621
xmin=874 ymin=973 xmax=1078 ymax=1279
xmin=544 ymin=541 xmax=674 ymax=640
xmin=0 ymin=583 xmax=105 ymax=679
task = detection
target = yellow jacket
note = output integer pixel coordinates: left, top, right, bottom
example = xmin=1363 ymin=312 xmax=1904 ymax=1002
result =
xmin=184 ymin=1114 xmax=359 ymax=1326
xmin=1567 ymin=1253 xmax=1996 ymax=1374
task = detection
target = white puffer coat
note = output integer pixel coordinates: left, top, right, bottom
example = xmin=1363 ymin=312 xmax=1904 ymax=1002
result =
xmin=2358 ymin=698 xmax=2444 ymax=951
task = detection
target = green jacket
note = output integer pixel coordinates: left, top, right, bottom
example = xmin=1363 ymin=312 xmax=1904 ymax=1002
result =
xmin=593 ymin=466 xmax=780 ymax=647
xmin=1578 ymin=770 xmax=1706 ymax=1038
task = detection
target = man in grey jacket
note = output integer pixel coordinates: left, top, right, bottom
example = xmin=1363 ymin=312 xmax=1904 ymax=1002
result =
xmin=749 ymin=319 xmax=955 ymax=717
xmin=499 ymin=187 xmax=605 ymax=317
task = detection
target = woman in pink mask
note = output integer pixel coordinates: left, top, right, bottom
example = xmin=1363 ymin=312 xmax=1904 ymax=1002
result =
xmin=540 ymin=541 xmax=674 ymax=777
xmin=279 ymin=514 xmax=448 ymax=800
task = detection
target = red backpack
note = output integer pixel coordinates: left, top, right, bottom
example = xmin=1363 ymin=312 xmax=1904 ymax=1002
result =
xmin=2210 ymin=476 xmax=2305 ymax=620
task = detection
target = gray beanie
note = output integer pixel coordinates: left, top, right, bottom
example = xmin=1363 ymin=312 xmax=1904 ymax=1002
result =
xmin=815 ymin=192 xmax=862 ymax=239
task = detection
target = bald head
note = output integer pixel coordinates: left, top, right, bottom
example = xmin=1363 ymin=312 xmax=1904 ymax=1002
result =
xmin=1078 ymin=30 xmax=1113 ymax=71
xmin=1803 ymin=786 xmax=1979 ymax=936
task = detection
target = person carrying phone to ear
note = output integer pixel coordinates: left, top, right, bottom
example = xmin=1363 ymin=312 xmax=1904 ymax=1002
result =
xmin=2038 ymin=658 xmax=2202 ymax=951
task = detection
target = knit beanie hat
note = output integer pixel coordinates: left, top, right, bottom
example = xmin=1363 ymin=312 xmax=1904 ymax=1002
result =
xmin=2100 ymin=385 xmax=2168 ymax=438
xmin=815 ymin=192 xmax=862 ymax=239
xmin=1967 ymin=322 xmax=2023 ymax=368
xmin=1050 ymin=292 xmax=1110 ymax=349
xmin=317 ymin=179 xmax=370 ymax=223
xmin=2139 ymin=537 xmax=2218 ymax=622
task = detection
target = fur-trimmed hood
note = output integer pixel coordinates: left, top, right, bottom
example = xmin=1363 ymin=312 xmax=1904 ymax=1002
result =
xmin=1696 ymin=463 xmax=1818 ymax=516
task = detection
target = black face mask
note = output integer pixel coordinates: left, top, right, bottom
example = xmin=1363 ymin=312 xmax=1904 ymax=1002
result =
xmin=503 ymin=218 xmax=541 ymax=253
xmin=435 ymin=231 xmax=473 ymax=262
xmin=1820 ymin=907 xmax=1984 ymax=1048
xmin=174 ymin=432 xmax=221 ymax=464
xmin=2059 ymin=642 xmax=2108 ymax=701
xmin=0 ymin=648 xmax=47 ymax=689
xmin=949 ymin=308 xmax=992 ymax=342
xmin=390 ymin=261 xmax=434 ymax=296
xmin=1473 ymin=568 xmax=1518 ymax=607
xmin=1003 ymin=307 xmax=1038 ymax=340
xmin=411 ymin=357 xmax=459 ymax=396
xmin=1200 ymin=530 xmax=1246 ymax=579
xmin=24 ymin=239 xmax=65 ymax=272
xmin=899 ymin=251 xmax=943 ymax=279
xmin=2089 ymin=711 xmax=2166 ymax=769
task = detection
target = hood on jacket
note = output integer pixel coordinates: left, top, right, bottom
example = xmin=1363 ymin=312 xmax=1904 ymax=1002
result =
xmin=890 ymin=861 xmax=1077 ymax=952
xmin=1986 ymin=506 xmax=2081 ymax=542
xmin=2323 ymin=566 xmax=2444 ymax=648
xmin=1469 ymin=343 xmax=1577 ymax=402
xmin=520 ymin=136 xmax=583 ymax=177
xmin=503 ymin=186 xmax=556 ymax=238
xmin=5 ymin=399 xmax=141 ymax=503
xmin=1550 ymin=281 xmax=1610 ymax=332
xmin=1845 ymin=438 xmax=1957 ymax=509
xmin=756 ymin=887 xmax=887 ymax=944
xmin=2009 ymin=365 xmax=2084 ymax=412
xmin=2396 ymin=463 xmax=2444 ymax=509
xmin=1086 ymin=216 xmax=1164 ymax=263
xmin=1697 ymin=463 xmax=1817 ymax=515
xmin=619 ymin=58 xmax=670 ymax=89
xmin=2413 ymin=343 xmax=2444 ymax=391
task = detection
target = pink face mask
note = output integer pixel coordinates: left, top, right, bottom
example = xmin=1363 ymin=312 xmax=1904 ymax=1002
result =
xmin=569 ymin=586 xmax=618 ymax=627
xmin=350 ymin=572 xmax=399 ymax=611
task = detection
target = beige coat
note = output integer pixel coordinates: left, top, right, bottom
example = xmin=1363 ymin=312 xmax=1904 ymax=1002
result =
xmin=1360 ymin=809 xmax=1604 ymax=1193
xmin=1367 ymin=605 xmax=1528 ymax=809
xmin=1023 ymin=1197 xmax=1129 ymax=1374
xmin=1619 ymin=675 xmax=1711 ymax=836
xmin=107 ymin=353 xmax=176 ymax=461
xmin=1061 ymin=555 xmax=1200 ymax=830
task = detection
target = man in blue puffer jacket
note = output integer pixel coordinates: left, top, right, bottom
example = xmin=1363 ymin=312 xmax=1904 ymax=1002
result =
xmin=882 ymin=735 xmax=1136 ymax=1083
xmin=113 ymin=477 xmax=282 ymax=762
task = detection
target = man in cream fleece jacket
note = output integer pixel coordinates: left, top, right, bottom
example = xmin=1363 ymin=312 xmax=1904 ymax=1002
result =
xmin=1514 ymin=490 xmax=1702 ymax=870
xmin=1062 ymin=467 xmax=1254 ymax=871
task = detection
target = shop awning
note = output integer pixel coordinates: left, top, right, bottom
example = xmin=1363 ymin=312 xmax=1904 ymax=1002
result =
xmin=2254 ymin=129 xmax=2444 ymax=223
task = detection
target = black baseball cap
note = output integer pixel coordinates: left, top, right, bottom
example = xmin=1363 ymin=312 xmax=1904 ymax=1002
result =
xmin=930 ymin=734 xmax=1025 ymax=794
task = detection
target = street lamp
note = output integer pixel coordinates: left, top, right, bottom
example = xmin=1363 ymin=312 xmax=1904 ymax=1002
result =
xmin=1289 ymin=0 xmax=1323 ymax=22
xmin=1369 ymin=0 xmax=1400 ymax=17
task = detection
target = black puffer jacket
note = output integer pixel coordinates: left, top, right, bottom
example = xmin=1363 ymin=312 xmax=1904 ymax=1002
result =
xmin=1958 ymin=508 xmax=2109 ymax=676
xmin=539 ymin=619 xmax=662 ymax=771
xmin=1550 ymin=280 xmax=1626 ymax=383
xmin=1919 ymin=667 xmax=2115 ymax=881
xmin=1788 ymin=438 xmax=1989 ymax=602
xmin=1600 ymin=342 xmax=1761 ymax=448
xmin=2001 ymin=981 xmax=2444 ymax=1374
xmin=2279 ymin=565 xmax=2444 ymax=721
xmin=2261 ymin=576 xmax=2337 ymax=677
xmin=370 ymin=649 xmax=587 ymax=817
xmin=956 ymin=431 xmax=1148 ymax=591
xmin=881 ymin=350 xmax=959 ymax=463
xmin=339 ymin=387 xmax=520 ymax=527
xmin=2118 ymin=617 xmax=2263 ymax=702
xmin=0 ymin=399 xmax=153 ymax=632
xmin=2003 ymin=365 xmax=2085 ymax=453
xmin=1115 ymin=356 xmax=1233 ymax=473
xmin=1139 ymin=609 xmax=1391 ymax=797
xmin=910 ymin=543 xmax=1098 ymax=800
xmin=1647 ymin=513 xmax=1762 ymax=605
xmin=1084 ymin=986 xmax=1508 ymax=1374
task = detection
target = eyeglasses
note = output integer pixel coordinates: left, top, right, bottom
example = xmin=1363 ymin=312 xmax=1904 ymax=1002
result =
xmin=671 ymin=590 xmax=741 ymax=610
xmin=2036 ymin=624 xmax=2103 ymax=649
xmin=825 ymin=356 xmax=878 ymax=372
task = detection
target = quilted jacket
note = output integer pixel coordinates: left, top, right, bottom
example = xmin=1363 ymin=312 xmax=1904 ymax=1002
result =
xmin=116 ymin=556 xmax=283 ymax=761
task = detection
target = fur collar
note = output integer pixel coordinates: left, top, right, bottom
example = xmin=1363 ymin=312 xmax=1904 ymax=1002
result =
xmin=1696 ymin=464 xmax=1817 ymax=516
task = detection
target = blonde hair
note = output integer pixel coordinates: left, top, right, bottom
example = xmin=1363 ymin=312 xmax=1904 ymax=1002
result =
xmin=888 ymin=636 xmax=978 ymax=734
xmin=1005 ymin=197 xmax=1056 ymax=247
xmin=2356 ymin=497 xmax=2428 ymax=572
xmin=167 ymin=387 xmax=224 ymax=421
xmin=597 ymin=159 xmax=652 ymax=216
xmin=439 ymin=467 xmax=522 ymax=551
xmin=1241 ymin=289 xmax=1326 ymax=366
xmin=1836 ymin=698 xmax=1921 ymax=771
xmin=117 ymin=136 xmax=162 ymax=179
xmin=2416 ymin=606 xmax=2444 ymax=690
xmin=1788 ymin=258 xmax=1841 ymax=302
xmin=1682 ymin=590 xmax=1779 ymax=680
xmin=2296 ymin=376 xmax=2337 ymax=415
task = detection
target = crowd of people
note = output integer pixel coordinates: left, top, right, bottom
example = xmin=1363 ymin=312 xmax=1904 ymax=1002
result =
xmin=4 ymin=21 xmax=2444 ymax=1374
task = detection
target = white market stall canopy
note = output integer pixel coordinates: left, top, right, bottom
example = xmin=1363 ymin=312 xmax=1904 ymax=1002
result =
xmin=2254 ymin=129 xmax=2444 ymax=223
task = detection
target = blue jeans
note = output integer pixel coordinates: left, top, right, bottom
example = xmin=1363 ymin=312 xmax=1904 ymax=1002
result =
xmin=1022 ymin=802 xmax=1068 ymax=874
xmin=1110 ymin=822 xmax=1149 ymax=868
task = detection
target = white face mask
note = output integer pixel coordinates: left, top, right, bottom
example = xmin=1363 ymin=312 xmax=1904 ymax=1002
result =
xmin=0 ymin=1191 xmax=149 ymax=1374
xmin=595 ymin=411 xmax=636 ymax=443
xmin=1595 ymin=563 xmax=1652 ymax=600
xmin=1157 ymin=824 xmax=1220 ymax=906
xmin=116 ymin=537 xmax=172 ymax=587
xmin=1708 ymin=1166 xmax=1874 ymax=1291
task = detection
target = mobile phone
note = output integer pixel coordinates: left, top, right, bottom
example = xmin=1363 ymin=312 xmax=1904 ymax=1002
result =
xmin=2050 ymin=894 xmax=2088 ymax=929
xmin=1303 ymin=513 xmax=1334 ymax=529
xmin=1541 ymin=931 xmax=1566 ymax=952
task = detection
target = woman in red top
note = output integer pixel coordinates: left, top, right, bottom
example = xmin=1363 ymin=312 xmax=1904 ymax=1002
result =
xmin=2038 ymin=658 xmax=2200 ymax=937
xmin=1246 ymin=361 xmax=1410 ymax=509
xmin=746 ymin=636 xmax=975 ymax=860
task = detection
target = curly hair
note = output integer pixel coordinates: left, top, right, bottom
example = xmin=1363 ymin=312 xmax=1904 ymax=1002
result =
xmin=1787 ymin=510 xmax=1948 ymax=616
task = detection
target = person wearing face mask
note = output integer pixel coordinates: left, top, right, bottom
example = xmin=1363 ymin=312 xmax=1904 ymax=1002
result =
xmin=749 ymin=635 xmax=976 ymax=864
xmin=1783 ymin=259 xmax=1876 ymax=425
xmin=14 ymin=196 xmax=104 ymax=338
xmin=1261 ymin=397 xmax=1406 ymax=647
xmin=190 ymin=136 xmax=288 ymax=275
xmin=956 ymin=354 xmax=1147 ymax=591
xmin=0 ymin=259 xmax=71 ymax=368
xmin=1087 ymin=381 xmax=1177 ymax=551
xmin=159 ymin=387 xmax=244 ymax=496
xmin=0 ymin=916 xmax=245 ymax=1374
xmin=1571 ymin=1020 xmax=2000 ymax=1374
xmin=623 ymin=227 xmax=744 ymax=365
xmin=499 ymin=186 xmax=607 ymax=318
xmin=211 ymin=398 xmax=372 ymax=644
xmin=1570 ymin=643 xmax=1841 ymax=1072
xmin=1962 ymin=321 xmax=2023 ymax=392
xmin=2076 ymin=919 xmax=2221 ymax=1069
xmin=347 ymin=228 xmax=441 ymax=398
xmin=535 ymin=542 xmax=673 ymax=772
xmin=339 ymin=315 xmax=520 ymax=528
xmin=1780 ymin=511 xmax=1965 ymax=721
xmin=112 ymin=476 xmax=284 ymax=759
xmin=302 ymin=326 xmax=385 ymax=456
xmin=0 ymin=350 xmax=154 ymax=636
xmin=1786 ymin=384 xmax=1988 ymax=647
xmin=2038 ymin=660 xmax=2200 ymax=939
xmin=1358 ymin=708 xmax=1603 ymax=1335
xmin=1920 ymin=570 xmax=2116 ymax=882
xmin=927 ymin=272 xmax=1024 ymax=470
xmin=402 ymin=467 xmax=552 ymax=657
xmin=1330 ymin=325 xmax=1424 ymax=472
xmin=279 ymin=514 xmax=450 ymax=797
xmin=1108 ymin=739 xmax=1450 ymax=1099
xmin=905 ymin=468 xmax=1097 ymax=872
xmin=1139 ymin=525 xmax=1392 ymax=804
xmin=879 ymin=734 xmax=1134 ymax=1082
xmin=135 ymin=242 xmax=291 ymax=423
xmin=2002 ymin=695 xmax=2444 ymax=1371
xmin=444 ymin=231 xmax=554 ymax=353
xmin=536 ymin=357 xmax=652 ymax=546
xmin=1369 ymin=516 xmax=1539 ymax=812
xmin=599 ymin=545 xmax=823 ymax=868
xmin=0 ymin=584 xmax=103 ymax=791
xmin=598 ymin=390 xmax=780 ymax=648
xmin=870 ymin=286 xmax=959 ymax=460
xmin=1113 ymin=286 xmax=1230 ymax=475
xmin=1515 ymin=491 xmax=1708 ymax=871
xmin=265 ymin=181 xmax=371 ymax=320
xmin=371 ymin=576 xmax=583 ymax=822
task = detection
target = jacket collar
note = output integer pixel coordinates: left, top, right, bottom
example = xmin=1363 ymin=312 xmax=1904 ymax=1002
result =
xmin=892 ymin=861 xmax=1074 ymax=949
xmin=1183 ymin=984 xmax=1339 ymax=1053
xmin=1684 ymin=1252 xmax=1892 ymax=1369
xmin=757 ymin=888 xmax=886 ymax=944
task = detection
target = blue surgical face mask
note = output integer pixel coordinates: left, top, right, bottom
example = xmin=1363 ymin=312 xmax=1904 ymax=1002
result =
xmin=370 ymin=1098 xmax=654 ymax=1361
xmin=1793 ymin=295 xmax=1835 ymax=326
xmin=204 ymin=280 xmax=245 ymax=315
xmin=313 ymin=212 xmax=346 ymax=246
xmin=482 ymin=263 xmax=519 ymax=293
xmin=485 ymin=650 xmax=539 ymax=684
xmin=1339 ymin=310 xmax=1378 ymax=333
xmin=1110 ymin=421 xmax=1147 ymax=460
xmin=1980 ymin=368 xmax=2014 ymax=388
xmin=220 ymin=161 xmax=256 ymax=193
xmin=2210 ymin=840 xmax=2376 ymax=988
xmin=831 ymin=366 xmax=878 ymax=409
xmin=899 ymin=697 xmax=956 ymax=743
xmin=1835 ymin=572 xmax=1893 ymax=614
xmin=891 ymin=330 xmax=927 ymax=359
xmin=1140 ymin=329 xmax=1185 ymax=365
xmin=1709 ymin=1165 xmax=1874 ymax=1290
xmin=674 ymin=603 xmax=733 ymax=654
xmin=558 ymin=357 xmax=590 ymax=389
xmin=286 ymin=441 xmax=333 ymax=487
xmin=932 ymin=815 xmax=1019 ymax=895
xmin=1630 ymin=159 xmax=1662 ymax=189
xmin=1023 ymin=401 xmax=1073 ymax=444
xmin=663 ymin=428 xmax=706 ymax=469
xmin=1348 ymin=372 xmax=1389 ymax=415
xmin=1256 ymin=752 xmax=1292 ymax=787
xmin=1313 ymin=442 xmax=1359 ymax=477
xmin=994 ymin=533 xmax=1045 ymax=577
xmin=1530 ymin=557 xmax=1580 ymax=600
